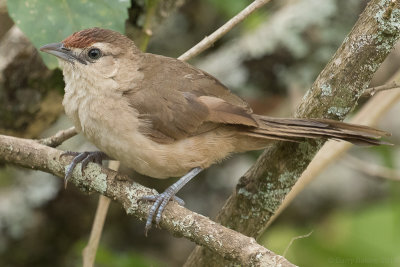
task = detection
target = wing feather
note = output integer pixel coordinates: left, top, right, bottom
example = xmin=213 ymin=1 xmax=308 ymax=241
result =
xmin=123 ymin=54 xmax=254 ymax=143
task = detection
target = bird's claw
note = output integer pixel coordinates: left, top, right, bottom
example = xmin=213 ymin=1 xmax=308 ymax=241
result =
xmin=139 ymin=193 xmax=185 ymax=236
xmin=138 ymin=167 xmax=202 ymax=236
xmin=60 ymin=151 xmax=108 ymax=188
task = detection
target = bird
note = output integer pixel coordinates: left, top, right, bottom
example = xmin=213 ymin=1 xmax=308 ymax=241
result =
xmin=40 ymin=28 xmax=389 ymax=234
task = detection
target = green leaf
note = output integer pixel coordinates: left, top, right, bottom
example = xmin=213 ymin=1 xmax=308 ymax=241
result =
xmin=7 ymin=0 xmax=130 ymax=69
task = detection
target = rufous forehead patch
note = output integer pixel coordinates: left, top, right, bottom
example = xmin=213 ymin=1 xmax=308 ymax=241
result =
xmin=62 ymin=27 xmax=122 ymax=48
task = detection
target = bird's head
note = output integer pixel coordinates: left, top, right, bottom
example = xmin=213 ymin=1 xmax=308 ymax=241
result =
xmin=40 ymin=28 xmax=141 ymax=83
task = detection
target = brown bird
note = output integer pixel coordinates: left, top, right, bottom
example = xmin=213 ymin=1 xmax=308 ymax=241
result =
xmin=40 ymin=28 xmax=389 ymax=234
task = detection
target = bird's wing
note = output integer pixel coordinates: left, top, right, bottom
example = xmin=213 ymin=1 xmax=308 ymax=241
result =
xmin=123 ymin=54 xmax=257 ymax=144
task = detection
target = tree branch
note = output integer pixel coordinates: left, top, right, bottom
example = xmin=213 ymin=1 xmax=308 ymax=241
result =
xmin=37 ymin=126 xmax=77 ymax=147
xmin=83 ymin=194 xmax=111 ymax=267
xmin=178 ymin=0 xmax=271 ymax=61
xmin=0 ymin=26 xmax=64 ymax=137
xmin=185 ymin=0 xmax=400 ymax=265
xmin=0 ymin=134 xmax=295 ymax=267
xmin=82 ymin=161 xmax=119 ymax=267
xmin=361 ymin=81 xmax=400 ymax=97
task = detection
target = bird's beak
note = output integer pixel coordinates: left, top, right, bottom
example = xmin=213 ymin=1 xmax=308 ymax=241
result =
xmin=40 ymin=42 xmax=87 ymax=65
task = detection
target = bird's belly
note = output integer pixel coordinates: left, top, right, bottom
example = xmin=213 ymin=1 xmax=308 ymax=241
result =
xmin=91 ymin=127 xmax=237 ymax=179
xmin=75 ymin=98 xmax=236 ymax=179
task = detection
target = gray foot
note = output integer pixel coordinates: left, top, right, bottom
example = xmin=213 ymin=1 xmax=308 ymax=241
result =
xmin=60 ymin=151 xmax=109 ymax=188
xmin=139 ymin=167 xmax=202 ymax=236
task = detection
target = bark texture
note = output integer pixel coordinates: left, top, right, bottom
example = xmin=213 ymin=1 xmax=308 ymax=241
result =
xmin=0 ymin=26 xmax=64 ymax=137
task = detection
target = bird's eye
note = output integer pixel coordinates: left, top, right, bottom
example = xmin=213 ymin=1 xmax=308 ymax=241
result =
xmin=87 ymin=48 xmax=102 ymax=60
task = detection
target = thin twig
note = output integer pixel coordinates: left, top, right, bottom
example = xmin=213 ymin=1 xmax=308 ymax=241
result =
xmin=283 ymin=230 xmax=313 ymax=257
xmin=139 ymin=0 xmax=159 ymax=51
xmin=178 ymin=0 xmax=271 ymax=62
xmin=342 ymin=154 xmax=400 ymax=181
xmin=0 ymin=134 xmax=296 ymax=267
xmin=82 ymin=196 xmax=111 ymax=267
xmin=82 ymin=161 xmax=119 ymax=267
xmin=37 ymin=126 xmax=77 ymax=147
xmin=361 ymin=81 xmax=400 ymax=97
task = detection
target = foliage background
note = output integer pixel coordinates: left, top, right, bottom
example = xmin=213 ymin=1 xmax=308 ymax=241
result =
xmin=0 ymin=0 xmax=399 ymax=266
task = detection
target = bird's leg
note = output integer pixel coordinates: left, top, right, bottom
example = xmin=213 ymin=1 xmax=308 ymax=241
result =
xmin=60 ymin=151 xmax=110 ymax=188
xmin=140 ymin=167 xmax=203 ymax=236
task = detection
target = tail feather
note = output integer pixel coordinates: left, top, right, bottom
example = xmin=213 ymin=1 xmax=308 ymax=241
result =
xmin=244 ymin=116 xmax=391 ymax=146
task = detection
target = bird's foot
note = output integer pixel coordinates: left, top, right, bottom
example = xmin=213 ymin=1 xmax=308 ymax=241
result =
xmin=60 ymin=151 xmax=109 ymax=188
xmin=140 ymin=193 xmax=185 ymax=236
xmin=139 ymin=167 xmax=202 ymax=236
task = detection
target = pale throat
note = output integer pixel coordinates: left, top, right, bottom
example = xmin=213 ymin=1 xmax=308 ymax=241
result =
xmin=60 ymin=60 xmax=119 ymax=132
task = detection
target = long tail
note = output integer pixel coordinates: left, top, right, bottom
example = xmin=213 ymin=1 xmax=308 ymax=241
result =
xmin=244 ymin=116 xmax=391 ymax=145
